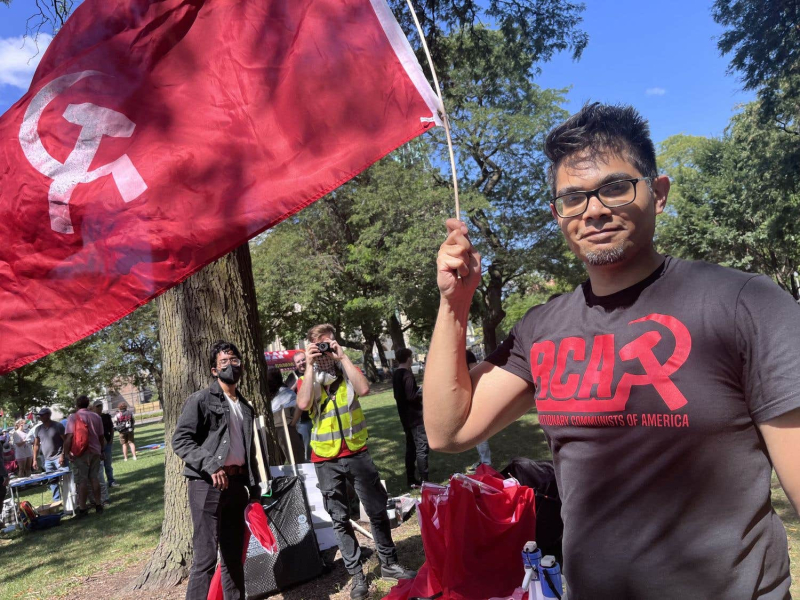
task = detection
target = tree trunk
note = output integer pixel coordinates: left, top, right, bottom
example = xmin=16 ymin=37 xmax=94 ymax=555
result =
xmin=132 ymin=243 xmax=280 ymax=590
xmin=388 ymin=314 xmax=406 ymax=354
xmin=480 ymin=266 xmax=506 ymax=354
xmin=361 ymin=338 xmax=379 ymax=382
xmin=375 ymin=338 xmax=389 ymax=369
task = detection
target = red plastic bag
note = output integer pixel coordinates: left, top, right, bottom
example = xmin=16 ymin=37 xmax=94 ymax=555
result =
xmin=384 ymin=466 xmax=537 ymax=600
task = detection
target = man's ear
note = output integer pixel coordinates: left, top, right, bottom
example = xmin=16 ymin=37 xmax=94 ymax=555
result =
xmin=652 ymin=175 xmax=670 ymax=215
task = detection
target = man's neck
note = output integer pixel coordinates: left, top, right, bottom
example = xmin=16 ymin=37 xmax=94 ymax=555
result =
xmin=585 ymin=248 xmax=664 ymax=297
xmin=219 ymin=380 xmax=237 ymax=399
xmin=400 ymin=362 xmax=412 ymax=370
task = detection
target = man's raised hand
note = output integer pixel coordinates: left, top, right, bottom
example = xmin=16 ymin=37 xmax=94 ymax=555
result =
xmin=437 ymin=219 xmax=481 ymax=302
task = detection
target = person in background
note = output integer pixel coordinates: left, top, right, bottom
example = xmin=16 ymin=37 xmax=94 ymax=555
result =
xmin=12 ymin=419 xmax=33 ymax=478
xmin=267 ymin=366 xmax=305 ymax=464
xmin=172 ymin=340 xmax=262 ymax=600
xmin=464 ymin=350 xmax=492 ymax=473
xmin=92 ymin=400 xmax=118 ymax=487
xmin=0 ymin=455 xmax=8 ymax=527
xmin=288 ymin=351 xmax=313 ymax=461
xmin=64 ymin=395 xmax=106 ymax=517
xmin=297 ymin=323 xmax=416 ymax=600
xmin=32 ymin=407 xmax=65 ymax=501
xmin=1 ymin=431 xmax=14 ymax=475
xmin=392 ymin=347 xmax=428 ymax=487
xmin=114 ymin=402 xmax=137 ymax=461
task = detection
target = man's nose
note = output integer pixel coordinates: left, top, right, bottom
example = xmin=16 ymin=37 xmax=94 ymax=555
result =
xmin=582 ymin=192 xmax=612 ymax=220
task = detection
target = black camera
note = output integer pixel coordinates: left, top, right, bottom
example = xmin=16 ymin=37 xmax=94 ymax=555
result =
xmin=317 ymin=342 xmax=335 ymax=354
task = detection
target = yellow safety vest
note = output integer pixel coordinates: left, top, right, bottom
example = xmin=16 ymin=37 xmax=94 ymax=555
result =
xmin=310 ymin=379 xmax=368 ymax=458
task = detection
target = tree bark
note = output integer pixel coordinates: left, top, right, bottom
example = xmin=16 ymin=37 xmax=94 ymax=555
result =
xmin=132 ymin=243 xmax=280 ymax=590
xmin=361 ymin=338 xmax=379 ymax=382
xmin=480 ymin=265 xmax=506 ymax=354
xmin=375 ymin=338 xmax=389 ymax=369
xmin=388 ymin=314 xmax=406 ymax=354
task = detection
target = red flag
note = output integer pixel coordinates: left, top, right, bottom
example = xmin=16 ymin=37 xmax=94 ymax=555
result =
xmin=0 ymin=0 xmax=440 ymax=374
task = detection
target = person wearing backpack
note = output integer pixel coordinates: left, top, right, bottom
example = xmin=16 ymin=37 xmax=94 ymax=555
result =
xmin=63 ymin=395 xmax=105 ymax=517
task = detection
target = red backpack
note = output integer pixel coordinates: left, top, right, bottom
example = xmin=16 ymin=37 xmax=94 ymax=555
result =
xmin=71 ymin=412 xmax=90 ymax=457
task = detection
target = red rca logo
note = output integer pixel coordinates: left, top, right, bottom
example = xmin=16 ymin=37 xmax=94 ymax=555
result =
xmin=532 ymin=314 xmax=691 ymax=413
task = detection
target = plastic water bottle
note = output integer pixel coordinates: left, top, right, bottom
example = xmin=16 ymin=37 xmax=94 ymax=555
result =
xmin=521 ymin=541 xmax=545 ymax=600
xmin=538 ymin=555 xmax=563 ymax=599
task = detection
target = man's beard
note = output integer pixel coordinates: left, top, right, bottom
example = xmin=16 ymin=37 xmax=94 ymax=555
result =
xmin=584 ymin=243 xmax=626 ymax=266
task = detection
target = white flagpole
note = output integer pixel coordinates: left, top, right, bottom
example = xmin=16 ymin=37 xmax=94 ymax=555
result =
xmin=404 ymin=0 xmax=461 ymax=222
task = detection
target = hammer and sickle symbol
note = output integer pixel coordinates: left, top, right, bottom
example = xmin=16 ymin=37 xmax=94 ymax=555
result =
xmin=19 ymin=71 xmax=147 ymax=234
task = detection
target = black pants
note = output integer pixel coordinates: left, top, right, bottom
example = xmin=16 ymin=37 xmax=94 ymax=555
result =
xmin=185 ymin=476 xmax=250 ymax=600
xmin=403 ymin=424 xmax=429 ymax=484
xmin=315 ymin=449 xmax=397 ymax=574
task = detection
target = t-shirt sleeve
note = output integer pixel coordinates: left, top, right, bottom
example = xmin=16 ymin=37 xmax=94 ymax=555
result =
xmin=736 ymin=275 xmax=800 ymax=423
xmin=485 ymin=319 xmax=534 ymax=385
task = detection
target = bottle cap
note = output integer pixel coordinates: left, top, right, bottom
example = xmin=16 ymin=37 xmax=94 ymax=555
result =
xmin=541 ymin=556 xmax=556 ymax=568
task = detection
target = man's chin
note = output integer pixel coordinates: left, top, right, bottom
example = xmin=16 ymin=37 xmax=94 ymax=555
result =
xmin=583 ymin=244 xmax=627 ymax=267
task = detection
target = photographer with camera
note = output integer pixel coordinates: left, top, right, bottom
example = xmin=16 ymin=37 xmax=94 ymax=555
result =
xmin=296 ymin=324 xmax=416 ymax=599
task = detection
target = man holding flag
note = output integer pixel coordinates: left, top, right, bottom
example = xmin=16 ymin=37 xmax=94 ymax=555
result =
xmin=424 ymin=103 xmax=800 ymax=599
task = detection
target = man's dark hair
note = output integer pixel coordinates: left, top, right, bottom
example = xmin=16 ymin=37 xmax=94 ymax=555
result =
xmin=544 ymin=102 xmax=657 ymax=196
xmin=465 ymin=349 xmax=478 ymax=366
xmin=396 ymin=348 xmax=413 ymax=364
xmin=76 ymin=395 xmax=91 ymax=409
xmin=266 ymin=366 xmax=284 ymax=395
xmin=209 ymin=340 xmax=242 ymax=370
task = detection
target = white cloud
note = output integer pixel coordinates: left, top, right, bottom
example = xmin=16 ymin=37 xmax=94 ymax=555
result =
xmin=645 ymin=87 xmax=666 ymax=96
xmin=0 ymin=34 xmax=53 ymax=90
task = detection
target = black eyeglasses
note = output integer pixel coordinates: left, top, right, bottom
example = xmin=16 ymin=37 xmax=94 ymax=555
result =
xmin=552 ymin=177 xmax=653 ymax=218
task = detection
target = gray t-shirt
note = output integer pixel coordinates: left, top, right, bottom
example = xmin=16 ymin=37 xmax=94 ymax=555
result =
xmin=488 ymin=257 xmax=798 ymax=599
xmin=34 ymin=421 xmax=65 ymax=460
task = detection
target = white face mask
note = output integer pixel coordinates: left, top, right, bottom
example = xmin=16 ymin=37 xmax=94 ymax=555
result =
xmin=315 ymin=367 xmax=338 ymax=386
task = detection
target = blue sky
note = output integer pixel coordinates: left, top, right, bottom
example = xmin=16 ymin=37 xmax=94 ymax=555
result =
xmin=0 ymin=0 xmax=752 ymax=144
xmin=535 ymin=0 xmax=754 ymax=143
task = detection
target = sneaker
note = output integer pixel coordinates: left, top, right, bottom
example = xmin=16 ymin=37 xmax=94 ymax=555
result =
xmin=132 ymin=456 xmax=137 ymax=461
xmin=124 ymin=458 xmax=128 ymax=462
xmin=380 ymin=562 xmax=416 ymax=583
xmin=74 ymin=508 xmax=90 ymax=519
xmin=95 ymin=504 xmax=104 ymax=514
xmin=109 ymin=481 xmax=120 ymax=488
xmin=349 ymin=569 xmax=369 ymax=600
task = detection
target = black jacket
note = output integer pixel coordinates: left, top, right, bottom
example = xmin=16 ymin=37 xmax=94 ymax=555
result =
xmin=172 ymin=380 xmax=261 ymax=497
xmin=100 ymin=413 xmax=114 ymax=444
xmin=392 ymin=367 xmax=423 ymax=428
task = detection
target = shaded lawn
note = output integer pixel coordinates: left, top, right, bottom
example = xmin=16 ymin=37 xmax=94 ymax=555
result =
xmin=1 ymin=392 xmax=797 ymax=599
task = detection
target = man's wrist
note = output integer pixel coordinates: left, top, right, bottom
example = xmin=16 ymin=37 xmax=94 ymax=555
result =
xmin=439 ymin=296 xmax=472 ymax=320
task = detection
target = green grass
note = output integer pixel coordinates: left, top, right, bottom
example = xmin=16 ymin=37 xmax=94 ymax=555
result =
xmin=0 ymin=423 xmax=168 ymax=599
xmin=1 ymin=391 xmax=797 ymax=599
